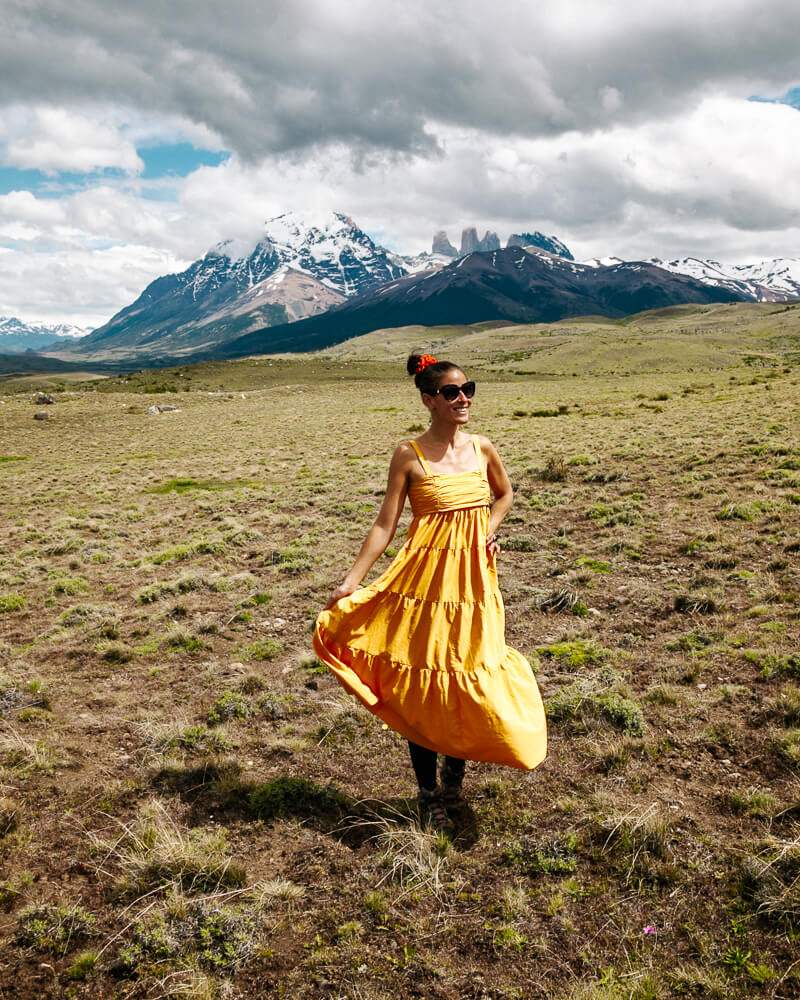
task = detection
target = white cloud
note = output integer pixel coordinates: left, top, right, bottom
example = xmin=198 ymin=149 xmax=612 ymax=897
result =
xmin=0 ymin=244 xmax=189 ymax=328
xmin=3 ymin=1 xmax=800 ymax=325
xmin=3 ymin=0 xmax=800 ymax=158
xmin=0 ymin=106 xmax=142 ymax=175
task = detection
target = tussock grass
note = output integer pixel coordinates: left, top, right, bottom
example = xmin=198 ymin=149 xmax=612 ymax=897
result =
xmin=600 ymin=802 xmax=677 ymax=887
xmin=138 ymin=720 xmax=232 ymax=759
xmin=374 ymin=813 xmax=454 ymax=901
xmin=539 ymin=588 xmax=589 ymax=615
xmin=741 ymin=834 xmax=800 ymax=928
xmin=0 ymin=729 xmax=56 ymax=775
xmin=95 ymin=799 xmax=246 ymax=896
xmin=770 ymin=686 xmax=800 ymax=725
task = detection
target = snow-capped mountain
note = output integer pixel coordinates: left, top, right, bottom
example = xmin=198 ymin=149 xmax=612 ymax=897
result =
xmin=202 ymin=246 xmax=751 ymax=362
xmin=506 ymin=232 xmax=574 ymax=260
xmin=0 ymin=316 xmax=88 ymax=353
xmin=65 ymin=212 xmax=408 ymax=360
xmin=586 ymin=255 xmax=800 ymax=302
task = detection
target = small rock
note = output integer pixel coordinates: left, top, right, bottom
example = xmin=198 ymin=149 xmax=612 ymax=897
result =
xmin=146 ymin=404 xmax=181 ymax=415
xmin=34 ymin=392 xmax=54 ymax=404
xmin=33 ymin=410 xmax=50 ymax=420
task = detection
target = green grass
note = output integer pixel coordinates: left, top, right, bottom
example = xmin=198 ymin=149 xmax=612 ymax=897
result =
xmin=536 ymin=639 xmax=608 ymax=669
xmin=149 ymin=478 xmax=255 ymax=494
xmin=0 ymin=591 xmax=25 ymax=613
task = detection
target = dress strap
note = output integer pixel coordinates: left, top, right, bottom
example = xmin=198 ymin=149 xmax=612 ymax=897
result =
xmin=409 ymin=440 xmax=433 ymax=477
xmin=471 ymin=435 xmax=486 ymax=475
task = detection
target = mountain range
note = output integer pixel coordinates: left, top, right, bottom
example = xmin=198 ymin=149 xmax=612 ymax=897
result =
xmin=197 ymin=246 xmax=749 ymax=361
xmin=0 ymin=317 xmax=88 ymax=354
xmin=24 ymin=211 xmax=800 ymax=369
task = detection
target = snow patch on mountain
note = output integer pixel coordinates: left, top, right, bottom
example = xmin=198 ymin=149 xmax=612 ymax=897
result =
xmin=581 ymin=254 xmax=800 ymax=302
xmin=208 ymin=210 xmax=407 ymax=297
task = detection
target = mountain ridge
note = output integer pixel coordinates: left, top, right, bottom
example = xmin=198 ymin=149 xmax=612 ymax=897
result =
xmin=191 ymin=245 xmax=750 ymax=362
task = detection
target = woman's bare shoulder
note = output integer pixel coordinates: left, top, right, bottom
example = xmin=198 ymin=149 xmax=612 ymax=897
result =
xmin=390 ymin=440 xmax=419 ymax=469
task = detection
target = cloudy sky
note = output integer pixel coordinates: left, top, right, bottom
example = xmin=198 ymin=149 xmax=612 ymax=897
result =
xmin=3 ymin=0 xmax=800 ymax=328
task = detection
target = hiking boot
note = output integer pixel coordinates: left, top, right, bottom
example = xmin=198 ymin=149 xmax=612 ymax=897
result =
xmin=440 ymin=761 xmax=465 ymax=809
xmin=417 ymin=786 xmax=455 ymax=833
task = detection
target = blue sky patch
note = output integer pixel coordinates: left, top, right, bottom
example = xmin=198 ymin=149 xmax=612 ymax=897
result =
xmin=0 ymin=166 xmax=130 ymax=198
xmin=138 ymin=143 xmax=229 ymax=178
xmin=0 ymin=144 xmax=228 ymax=199
xmin=749 ymin=86 xmax=800 ymax=110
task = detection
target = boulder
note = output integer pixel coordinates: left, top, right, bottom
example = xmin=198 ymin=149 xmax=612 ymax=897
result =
xmin=34 ymin=392 xmax=54 ymax=404
xmin=33 ymin=410 xmax=51 ymax=421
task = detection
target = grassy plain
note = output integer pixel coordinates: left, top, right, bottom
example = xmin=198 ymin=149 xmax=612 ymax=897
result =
xmin=1 ymin=302 xmax=799 ymax=998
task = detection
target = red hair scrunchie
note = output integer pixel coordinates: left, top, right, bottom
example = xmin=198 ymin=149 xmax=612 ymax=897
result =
xmin=415 ymin=354 xmax=438 ymax=374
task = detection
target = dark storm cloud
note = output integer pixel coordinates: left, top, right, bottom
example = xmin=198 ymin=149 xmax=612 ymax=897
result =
xmin=4 ymin=0 xmax=800 ymax=161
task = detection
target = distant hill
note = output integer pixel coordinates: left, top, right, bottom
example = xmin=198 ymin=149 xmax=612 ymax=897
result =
xmin=0 ymin=352 xmax=113 ymax=376
xmin=195 ymin=246 xmax=750 ymax=361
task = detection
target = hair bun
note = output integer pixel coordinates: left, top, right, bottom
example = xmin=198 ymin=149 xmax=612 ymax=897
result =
xmin=407 ymin=353 xmax=437 ymax=376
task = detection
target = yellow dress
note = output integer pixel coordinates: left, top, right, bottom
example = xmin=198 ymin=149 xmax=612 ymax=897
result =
xmin=313 ymin=435 xmax=547 ymax=770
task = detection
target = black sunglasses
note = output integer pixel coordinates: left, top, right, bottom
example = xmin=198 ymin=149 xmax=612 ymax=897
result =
xmin=435 ymin=381 xmax=476 ymax=402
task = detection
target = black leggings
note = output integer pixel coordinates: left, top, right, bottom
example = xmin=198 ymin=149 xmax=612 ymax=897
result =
xmin=408 ymin=741 xmax=466 ymax=792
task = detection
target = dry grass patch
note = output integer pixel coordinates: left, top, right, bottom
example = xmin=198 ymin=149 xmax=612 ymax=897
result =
xmin=94 ymin=799 xmax=247 ymax=896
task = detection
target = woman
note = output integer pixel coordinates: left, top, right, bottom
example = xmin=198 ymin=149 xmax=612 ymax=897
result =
xmin=314 ymin=354 xmax=547 ymax=831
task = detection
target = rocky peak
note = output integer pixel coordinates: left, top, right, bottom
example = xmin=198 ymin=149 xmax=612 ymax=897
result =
xmin=507 ymin=232 xmax=574 ymax=260
xmin=432 ymin=230 xmax=458 ymax=257
xmin=460 ymin=227 xmax=480 ymax=255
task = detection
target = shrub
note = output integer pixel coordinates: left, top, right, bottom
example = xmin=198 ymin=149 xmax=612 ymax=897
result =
xmin=503 ymin=535 xmax=538 ymax=552
xmin=540 ymin=454 xmax=567 ymax=482
xmin=0 ymin=592 xmax=25 ymax=613
xmin=503 ymin=832 xmax=578 ymax=876
xmin=238 ymin=638 xmax=282 ymax=661
xmin=546 ymin=678 xmax=645 ymax=736
xmin=249 ymin=777 xmax=347 ymax=821
xmin=743 ymin=650 xmax=800 ymax=680
xmin=117 ymin=899 xmax=257 ymax=974
xmin=207 ymin=691 xmax=254 ymax=724
xmin=15 ymin=904 xmax=96 ymax=955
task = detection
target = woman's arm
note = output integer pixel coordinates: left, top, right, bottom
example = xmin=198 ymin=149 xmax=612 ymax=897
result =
xmin=480 ymin=436 xmax=514 ymax=558
xmin=324 ymin=444 xmax=412 ymax=608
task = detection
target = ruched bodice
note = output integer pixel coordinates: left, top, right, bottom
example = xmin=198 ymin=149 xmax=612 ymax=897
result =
xmin=408 ymin=469 xmax=490 ymax=516
xmin=313 ymin=434 xmax=547 ymax=770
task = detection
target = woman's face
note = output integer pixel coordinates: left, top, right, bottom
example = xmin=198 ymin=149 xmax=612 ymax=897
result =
xmin=424 ymin=368 xmax=471 ymax=426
